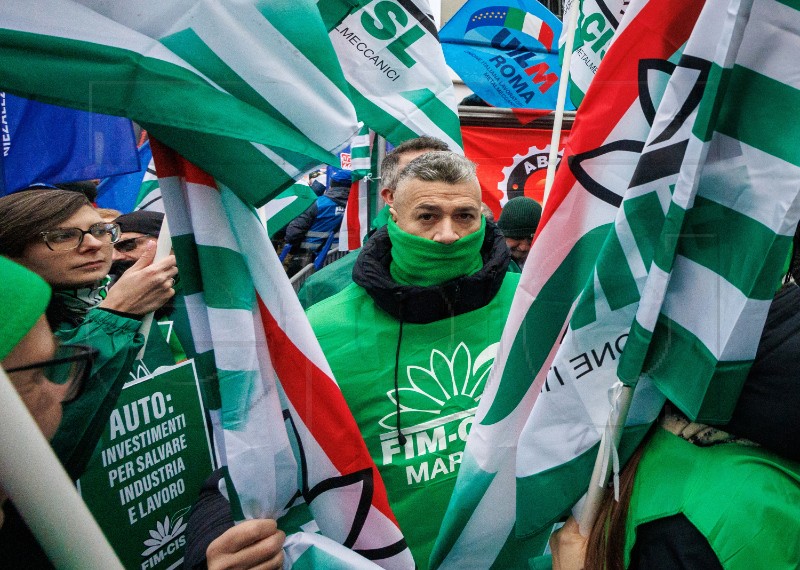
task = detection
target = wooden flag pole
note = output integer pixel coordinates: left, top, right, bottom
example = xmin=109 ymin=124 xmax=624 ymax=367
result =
xmin=542 ymin=0 xmax=579 ymax=207
xmin=0 ymin=367 xmax=124 ymax=569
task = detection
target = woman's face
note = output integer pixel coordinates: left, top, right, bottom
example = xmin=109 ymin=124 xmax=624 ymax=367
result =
xmin=17 ymin=206 xmax=113 ymax=289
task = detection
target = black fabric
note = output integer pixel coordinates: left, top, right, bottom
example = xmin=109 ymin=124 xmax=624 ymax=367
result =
xmin=724 ymin=282 xmax=800 ymax=461
xmin=352 ymin=220 xmax=511 ymax=324
xmin=283 ymin=202 xmax=318 ymax=246
xmin=0 ymin=501 xmax=54 ymax=569
xmin=182 ymin=469 xmax=235 ymax=570
xmin=324 ymin=181 xmax=351 ymax=206
xmin=629 ymin=514 xmax=722 ymax=570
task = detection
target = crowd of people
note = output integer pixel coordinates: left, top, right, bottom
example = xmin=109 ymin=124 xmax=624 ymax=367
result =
xmin=0 ymin=137 xmax=797 ymax=570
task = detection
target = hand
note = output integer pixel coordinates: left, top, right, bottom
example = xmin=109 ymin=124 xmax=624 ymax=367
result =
xmin=550 ymin=517 xmax=588 ymax=570
xmin=101 ymin=242 xmax=178 ymax=316
xmin=206 ymin=519 xmax=285 ymax=570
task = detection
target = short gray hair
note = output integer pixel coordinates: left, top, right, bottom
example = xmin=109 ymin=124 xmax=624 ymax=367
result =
xmin=394 ymin=151 xmax=478 ymax=190
xmin=381 ymin=136 xmax=450 ymax=191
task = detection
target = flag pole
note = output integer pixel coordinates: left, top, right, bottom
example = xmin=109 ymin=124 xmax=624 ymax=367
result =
xmin=577 ymin=383 xmax=636 ymax=536
xmin=0 ymin=367 xmax=124 ymax=569
xmin=542 ymin=0 xmax=579 ymax=207
xmin=136 ymin=215 xmax=172 ymax=360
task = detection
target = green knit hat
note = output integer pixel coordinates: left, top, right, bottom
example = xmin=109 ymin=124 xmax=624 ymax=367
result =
xmin=0 ymin=256 xmax=51 ymax=361
xmin=497 ymin=196 xmax=543 ymax=239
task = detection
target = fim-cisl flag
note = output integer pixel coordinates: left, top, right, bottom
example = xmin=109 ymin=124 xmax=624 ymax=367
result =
xmin=516 ymin=0 xmax=800 ymax=540
xmin=329 ymin=0 xmax=463 ymax=151
xmin=0 ymin=0 xmax=360 ymax=208
xmin=152 ymin=140 xmax=413 ymax=568
xmin=559 ymin=0 xmax=629 ymax=108
xmin=440 ymin=0 xmax=572 ymax=110
xmin=339 ymin=126 xmax=381 ymax=251
xmin=431 ymin=0 xmax=705 ymax=566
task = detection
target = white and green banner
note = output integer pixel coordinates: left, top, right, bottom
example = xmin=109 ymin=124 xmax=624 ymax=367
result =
xmin=329 ymin=0 xmax=463 ymax=151
xmin=78 ymin=359 xmax=214 ymax=570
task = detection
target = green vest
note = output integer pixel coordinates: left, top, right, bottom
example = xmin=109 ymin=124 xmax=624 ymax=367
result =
xmin=625 ymin=428 xmax=800 ymax=569
xmin=308 ymin=273 xmax=520 ymax=569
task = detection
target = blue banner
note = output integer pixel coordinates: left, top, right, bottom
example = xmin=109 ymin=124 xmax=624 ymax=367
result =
xmin=440 ymin=1 xmax=573 ymax=110
xmin=96 ymin=140 xmax=152 ymax=213
xmin=0 ymin=92 xmax=139 ymax=195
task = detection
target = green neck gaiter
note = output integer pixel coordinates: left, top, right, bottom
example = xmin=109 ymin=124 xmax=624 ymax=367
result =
xmin=388 ymin=217 xmax=486 ymax=287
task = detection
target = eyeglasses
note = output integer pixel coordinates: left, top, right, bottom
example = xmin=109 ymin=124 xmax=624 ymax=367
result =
xmin=5 ymin=344 xmax=98 ymax=404
xmin=40 ymin=223 xmax=121 ymax=251
xmin=113 ymin=235 xmax=153 ymax=253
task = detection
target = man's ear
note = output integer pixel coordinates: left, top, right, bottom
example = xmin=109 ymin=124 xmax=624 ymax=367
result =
xmin=380 ymin=187 xmax=395 ymax=206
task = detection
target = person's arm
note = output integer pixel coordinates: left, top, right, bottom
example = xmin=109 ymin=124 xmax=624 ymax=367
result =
xmin=183 ymin=470 xmax=284 ymax=570
xmin=629 ymin=514 xmax=722 ymax=570
xmin=283 ymin=203 xmax=318 ymax=247
xmin=51 ymin=309 xmax=143 ymax=480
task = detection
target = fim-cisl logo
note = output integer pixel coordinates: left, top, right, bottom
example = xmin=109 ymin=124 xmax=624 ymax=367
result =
xmin=140 ymin=512 xmax=189 ymax=569
xmin=379 ymin=342 xmax=498 ymax=485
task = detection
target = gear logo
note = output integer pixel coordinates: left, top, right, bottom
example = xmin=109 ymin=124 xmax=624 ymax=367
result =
xmin=498 ymin=146 xmax=562 ymax=206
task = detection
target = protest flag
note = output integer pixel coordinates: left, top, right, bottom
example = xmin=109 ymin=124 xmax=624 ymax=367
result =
xmin=440 ymin=0 xmax=571 ymax=110
xmin=0 ymin=0 xmax=360 ymax=208
xmin=152 ymin=140 xmax=413 ymax=568
xmin=329 ymin=0 xmax=463 ymax=151
xmin=430 ymin=0 xmax=704 ymax=566
xmin=339 ymin=126 xmax=380 ymax=251
xmin=0 ymin=92 xmax=139 ymax=195
xmin=559 ymin=0 xmax=630 ymax=108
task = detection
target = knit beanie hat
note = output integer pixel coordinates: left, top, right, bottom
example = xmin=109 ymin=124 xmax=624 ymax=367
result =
xmin=497 ymin=196 xmax=542 ymax=239
xmin=114 ymin=210 xmax=164 ymax=237
xmin=0 ymin=256 xmax=51 ymax=360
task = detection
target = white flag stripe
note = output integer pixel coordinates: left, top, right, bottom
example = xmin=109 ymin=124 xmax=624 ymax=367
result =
xmin=5 ymin=0 xmax=201 ymax=74
xmin=156 ymin=176 xmax=193 ymax=236
xmin=252 ymin=142 xmax=307 ymax=180
xmin=661 ymin=256 xmax=772 ymax=361
xmin=79 ymin=0 xmax=360 ymax=149
xmin=700 ymin=134 xmax=800 ymax=234
xmin=615 ymin=211 xmax=649 ymax=286
xmin=184 ymin=182 xmax=242 ymax=251
xmin=207 ymin=308 xmax=258 ymax=371
xmin=184 ymin=292 xmax=215 ymax=354
xmin=220 ymin=188 xmax=337 ymax=379
xmin=737 ymin=0 xmax=800 ymax=89
xmin=521 ymin=15 xmax=544 ymax=38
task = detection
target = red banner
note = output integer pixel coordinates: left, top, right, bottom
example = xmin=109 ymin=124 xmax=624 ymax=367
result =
xmin=462 ymin=126 xmax=569 ymax=219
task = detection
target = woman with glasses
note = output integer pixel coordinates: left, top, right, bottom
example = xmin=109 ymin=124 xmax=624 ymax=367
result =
xmin=0 ymin=256 xmax=98 ymax=565
xmin=0 ymin=188 xmax=178 ymax=480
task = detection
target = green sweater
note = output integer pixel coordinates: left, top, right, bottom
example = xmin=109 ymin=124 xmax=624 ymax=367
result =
xmin=307 ymin=272 xmax=520 ymax=568
xmin=625 ymin=428 xmax=800 ymax=569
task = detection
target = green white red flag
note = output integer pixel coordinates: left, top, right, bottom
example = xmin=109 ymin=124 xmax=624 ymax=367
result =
xmin=0 ymin=0 xmax=360 ymax=207
xmin=152 ymin=140 xmax=413 ymax=568
xmin=431 ymin=0 xmax=705 ymax=565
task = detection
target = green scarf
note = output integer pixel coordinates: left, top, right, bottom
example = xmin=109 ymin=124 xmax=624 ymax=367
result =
xmin=388 ymin=217 xmax=485 ymax=287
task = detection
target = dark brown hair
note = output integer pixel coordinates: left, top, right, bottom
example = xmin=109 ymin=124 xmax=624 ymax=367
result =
xmin=583 ymin=432 xmax=651 ymax=570
xmin=0 ymin=189 xmax=91 ymax=257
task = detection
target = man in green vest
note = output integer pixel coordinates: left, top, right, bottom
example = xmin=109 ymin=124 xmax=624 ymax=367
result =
xmin=306 ymin=151 xmax=521 ymax=568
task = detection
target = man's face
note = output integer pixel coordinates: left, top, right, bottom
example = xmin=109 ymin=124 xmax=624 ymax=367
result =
xmin=110 ymin=232 xmax=156 ymax=278
xmin=18 ymin=206 xmax=113 ymax=289
xmin=505 ymin=236 xmax=532 ymax=266
xmin=392 ymin=178 xmax=482 ymax=243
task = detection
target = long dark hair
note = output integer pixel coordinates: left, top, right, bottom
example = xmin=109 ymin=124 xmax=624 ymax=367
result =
xmin=0 ymin=189 xmax=91 ymax=257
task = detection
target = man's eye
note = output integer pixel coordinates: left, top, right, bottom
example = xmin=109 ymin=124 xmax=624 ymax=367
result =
xmin=418 ymin=213 xmax=434 ymax=221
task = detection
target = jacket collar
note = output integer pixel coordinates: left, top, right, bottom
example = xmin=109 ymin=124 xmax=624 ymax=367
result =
xmin=352 ymin=220 xmax=511 ymax=324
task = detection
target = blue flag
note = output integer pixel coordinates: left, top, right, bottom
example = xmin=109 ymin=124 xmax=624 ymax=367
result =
xmin=440 ymin=0 xmax=573 ymax=110
xmin=0 ymin=92 xmax=139 ymax=195
xmin=96 ymin=140 xmax=153 ymax=213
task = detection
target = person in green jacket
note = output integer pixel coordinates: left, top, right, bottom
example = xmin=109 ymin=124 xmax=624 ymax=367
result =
xmin=306 ymin=151 xmax=521 ymax=568
xmin=0 ymin=188 xmax=178 ymax=480
xmin=297 ymin=135 xmax=451 ymax=309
